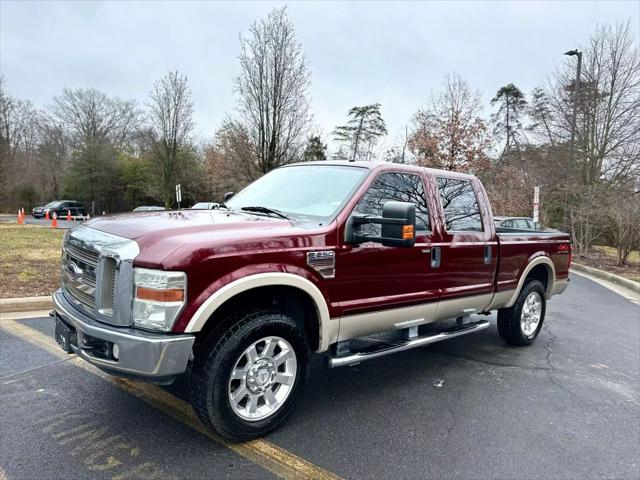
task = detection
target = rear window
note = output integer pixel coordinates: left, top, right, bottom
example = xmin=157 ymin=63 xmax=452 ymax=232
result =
xmin=436 ymin=178 xmax=483 ymax=232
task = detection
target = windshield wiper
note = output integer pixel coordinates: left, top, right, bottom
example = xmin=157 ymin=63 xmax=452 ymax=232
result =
xmin=240 ymin=206 xmax=291 ymax=220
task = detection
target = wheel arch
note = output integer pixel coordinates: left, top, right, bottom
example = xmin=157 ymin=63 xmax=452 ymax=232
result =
xmin=504 ymin=255 xmax=555 ymax=308
xmin=184 ymin=273 xmax=335 ymax=352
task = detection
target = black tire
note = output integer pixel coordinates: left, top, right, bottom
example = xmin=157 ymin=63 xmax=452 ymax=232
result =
xmin=497 ymin=280 xmax=546 ymax=346
xmin=188 ymin=310 xmax=311 ymax=442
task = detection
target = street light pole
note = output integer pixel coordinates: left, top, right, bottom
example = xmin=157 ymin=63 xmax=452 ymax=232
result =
xmin=564 ymin=49 xmax=582 ymax=176
xmin=563 ymin=49 xmax=582 ymax=231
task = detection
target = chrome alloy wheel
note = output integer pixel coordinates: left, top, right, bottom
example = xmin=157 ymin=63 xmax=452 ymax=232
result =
xmin=520 ymin=291 xmax=542 ymax=337
xmin=228 ymin=336 xmax=297 ymax=422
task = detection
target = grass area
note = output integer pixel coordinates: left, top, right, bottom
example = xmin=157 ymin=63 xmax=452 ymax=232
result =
xmin=577 ymin=245 xmax=640 ymax=283
xmin=0 ymin=224 xmax=65 ymax=298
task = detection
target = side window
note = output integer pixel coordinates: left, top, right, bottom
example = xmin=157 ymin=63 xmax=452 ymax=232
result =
xmin=515 ymin=219 xmax=529 ymax=229
xmin=354 ymin=172 xmax=430 ymax=236
xmin=436 ymin=177 xmax=483 ymax=232
xmin=503 ymin=220 xmax=514 ymax=228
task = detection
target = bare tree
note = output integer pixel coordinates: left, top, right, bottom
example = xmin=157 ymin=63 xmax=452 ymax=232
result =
xmin=51 ymin=87 xmax=138 ymax=149
xmin=605 ymin=186 xmax=640 ymax=266
xmin=548 ymin=22 xmax=640 ymax=186
xmin=36 ymin=118 xmax=70 ymax=198
xmin=0 ymin=79 xmax=41 ymax=208
xmin=333 ymin=103 xmax=388 ymax=161
xmin=236 ymin=7 xmax=311 ymax=176
xmin=408 ymin=73 xmax=490 ymax=173
xmin=148 ymin=70 xmax=194 ymax=208
xmin=215 ymin=118 xmax=258 ymax=184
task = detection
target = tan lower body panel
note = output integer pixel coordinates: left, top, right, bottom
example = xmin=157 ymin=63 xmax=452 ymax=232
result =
xmin=337 ymin=293 xmax=495 ymax=342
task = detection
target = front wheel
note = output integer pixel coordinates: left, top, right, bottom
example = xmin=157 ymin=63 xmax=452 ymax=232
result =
xmin=189 ymin=311 xmax=311 ymax=441
xmin=497 ymin=280 xmax=546 ymax=346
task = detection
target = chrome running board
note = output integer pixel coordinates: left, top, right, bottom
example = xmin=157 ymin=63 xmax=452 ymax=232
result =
xmin=328 ymin=319 xmax=490 ymax=368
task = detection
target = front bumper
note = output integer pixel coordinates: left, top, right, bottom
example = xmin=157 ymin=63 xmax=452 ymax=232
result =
xmin=53 ymin=289 xmax=195 ymax=383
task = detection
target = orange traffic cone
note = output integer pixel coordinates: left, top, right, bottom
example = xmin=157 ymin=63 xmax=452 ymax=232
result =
xmin=45 ymin=210 xmax=50 ymax=221
xmin=66 ymin=210 xmax=71 ymax=221
xmin=17 ymin=209 xmax=23 ymax=224
xmin=51 ymin=212 xmax=58 ymax=228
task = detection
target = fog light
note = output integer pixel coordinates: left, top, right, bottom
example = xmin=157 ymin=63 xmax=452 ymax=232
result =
xmin=112 ymin=343 xmax=119 ymax=360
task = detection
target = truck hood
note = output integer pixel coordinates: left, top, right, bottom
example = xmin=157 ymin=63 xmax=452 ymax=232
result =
xmin=86 ymin=209 xmax=291 ymax=243
xmin=84 ymin=209 xmax=309 ymax=268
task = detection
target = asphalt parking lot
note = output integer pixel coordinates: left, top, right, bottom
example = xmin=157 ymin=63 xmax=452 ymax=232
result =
xmin=23 ymin=216 xmax=80 ymax=229
xmin=1 ymin=273 xmax=639 ymax=480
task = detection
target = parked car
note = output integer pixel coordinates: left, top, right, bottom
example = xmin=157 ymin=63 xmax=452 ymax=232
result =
xmin=494 ymin=216 xmax=542 ymax=231
xmin=191 ymin=202 xmax=220 ymax=210
xmin=133 ymin=206 xmax=165 ymax=212
xmin=32 ymin=200 xmax=86 ymax=219
xmin=52 ymin=161 xmax=571 ymax=441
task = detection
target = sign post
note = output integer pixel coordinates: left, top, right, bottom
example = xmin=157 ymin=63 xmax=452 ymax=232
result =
xmin=175 ymin=184 xmax=182 ymax=209
xmin=533 ymin=186 xmax=540 ymax=223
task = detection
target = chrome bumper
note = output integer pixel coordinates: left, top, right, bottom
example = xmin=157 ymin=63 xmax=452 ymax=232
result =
xmin=53 ymin=289 xmax=195 ymax=383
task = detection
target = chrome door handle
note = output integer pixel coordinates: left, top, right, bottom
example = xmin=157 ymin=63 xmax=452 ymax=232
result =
xmin=484 ymin=245 xmax=492 ymax=264
xmin=431 ymin=247 xmax=441 ymax=268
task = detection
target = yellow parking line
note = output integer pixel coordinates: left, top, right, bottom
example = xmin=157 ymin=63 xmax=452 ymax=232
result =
xmin=0 ymin=319 xmax=341 ymax=480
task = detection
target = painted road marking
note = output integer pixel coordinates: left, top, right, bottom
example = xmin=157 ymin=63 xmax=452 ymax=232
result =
xmin=0 ymin=319 xmax=341 ymax=480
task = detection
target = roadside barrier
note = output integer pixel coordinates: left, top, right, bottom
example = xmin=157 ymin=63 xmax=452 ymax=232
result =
xmin=51 ymin=212 xmax=58 ymax=228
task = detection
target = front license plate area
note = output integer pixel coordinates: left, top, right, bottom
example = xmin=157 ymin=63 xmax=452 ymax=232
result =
xmin=55 ymin=317 xmax=77 ymax=353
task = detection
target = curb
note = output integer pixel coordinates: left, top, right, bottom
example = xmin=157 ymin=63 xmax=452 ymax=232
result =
xmin=571 ymin=263 xmax=640 ymax=294
xmin=0 ymin=296 xmax=53 ymax=314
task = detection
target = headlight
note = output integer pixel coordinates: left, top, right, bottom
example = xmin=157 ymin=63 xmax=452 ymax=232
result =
xmin=132 ymin=268 xmax=186 ymax=331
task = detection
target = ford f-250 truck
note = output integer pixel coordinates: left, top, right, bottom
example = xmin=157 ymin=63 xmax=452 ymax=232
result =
xmin=53 ymin=161 xmax=571 ymax=441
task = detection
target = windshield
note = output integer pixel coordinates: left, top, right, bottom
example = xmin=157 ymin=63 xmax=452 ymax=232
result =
xmin=226 ymin=165 xmax=368 ymax=224
xmin=45 ymin=201 xmax=61 ymax=208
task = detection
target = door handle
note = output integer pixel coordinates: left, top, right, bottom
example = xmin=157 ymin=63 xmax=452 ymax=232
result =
xmin=431 ymin=246 xmax=441 ymax=268
xmin=484 ymin=245 xmax=492 ymax=264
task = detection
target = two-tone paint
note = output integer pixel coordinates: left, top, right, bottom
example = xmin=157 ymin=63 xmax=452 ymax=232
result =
xmin=84 ymin=162 xmax=571 ymax=352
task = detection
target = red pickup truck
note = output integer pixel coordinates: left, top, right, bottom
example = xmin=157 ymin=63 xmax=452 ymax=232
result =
xmin=53 ymin=161 xmax=571 ymax=440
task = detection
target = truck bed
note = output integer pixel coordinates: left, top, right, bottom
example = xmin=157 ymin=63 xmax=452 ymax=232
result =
xmin=495 ymin=230 xmax=571 ymax=299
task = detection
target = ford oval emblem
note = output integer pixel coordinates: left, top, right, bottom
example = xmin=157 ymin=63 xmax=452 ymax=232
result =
xmin=66 ymin=261 xmax=83 ymax=281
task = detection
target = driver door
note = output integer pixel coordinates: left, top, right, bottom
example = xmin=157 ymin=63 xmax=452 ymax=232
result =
xmin=332 ymin=171 xmax=440 ymax=340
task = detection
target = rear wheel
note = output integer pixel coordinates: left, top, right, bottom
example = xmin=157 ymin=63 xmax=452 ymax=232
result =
xmin=497 ymin=280 xmax=546 ymax=346
xmin=189 ymin=310 xmax=311 ymax=441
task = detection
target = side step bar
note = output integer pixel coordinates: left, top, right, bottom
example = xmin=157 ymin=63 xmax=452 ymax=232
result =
xmin=328 ymin=319 xmax=490 ymax=368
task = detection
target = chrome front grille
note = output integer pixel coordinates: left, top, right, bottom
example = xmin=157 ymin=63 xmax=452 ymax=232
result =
xmin=60 ymin=225 xmax=140 ymax=326
xmin=62 ymin=243 xmax=100 ymax=310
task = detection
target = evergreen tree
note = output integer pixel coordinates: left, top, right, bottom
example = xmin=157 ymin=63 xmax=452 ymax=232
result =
xmin=303 ymin=135 xmax=327 ymax=161
xmin=333 ymin=103 xmax=387 ymax=161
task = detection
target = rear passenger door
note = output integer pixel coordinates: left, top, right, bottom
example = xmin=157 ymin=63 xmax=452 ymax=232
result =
xmin=434 ymin=177 xmax=496 ymax=316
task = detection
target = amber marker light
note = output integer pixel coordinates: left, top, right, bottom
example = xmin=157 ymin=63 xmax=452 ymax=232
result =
xmin=136 ymin=286 xmax=184 ymax=303
xmin=402 ymin=225 xmax=415 ymax=240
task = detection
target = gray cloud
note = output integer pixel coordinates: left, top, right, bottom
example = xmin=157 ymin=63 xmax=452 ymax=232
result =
xmin=1 ymin=0 xmax=638 ymax=150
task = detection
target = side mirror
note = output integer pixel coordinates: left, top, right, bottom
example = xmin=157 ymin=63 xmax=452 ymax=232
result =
xmin=345 ymin=201 xmax=416 ymax=247
xmin=224 ymin=192 xmax=235 ymax=202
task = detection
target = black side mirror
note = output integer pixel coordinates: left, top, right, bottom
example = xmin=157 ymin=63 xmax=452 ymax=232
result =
xmin=224 ymin=192 xmax=235 ymax=202
xmin=345 ymin=201 xmax=416 ymax=247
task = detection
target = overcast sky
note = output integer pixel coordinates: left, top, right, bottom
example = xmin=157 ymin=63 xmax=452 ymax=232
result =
xmin=1 ymin=0 xmax=638 ymax=150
